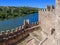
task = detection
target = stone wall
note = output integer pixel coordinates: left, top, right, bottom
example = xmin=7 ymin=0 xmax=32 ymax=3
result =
xmin=55 ymin=0 xmax=60 ymax=45
xmin=0 ymin=27 xmax=29 ymax=45
xmin=38 ymin=0 xmax=60 ymax=45
xmin=39 ymin=7 xmax=55 ymax=35
xmin=55 ymin=0 xmax=60 ymax=38
xmin=0 ymin=20 xmax=39 ymax=45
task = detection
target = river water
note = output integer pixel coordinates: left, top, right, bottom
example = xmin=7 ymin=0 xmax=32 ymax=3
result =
xmin=0 ymin=13 xmax=38 ymax=32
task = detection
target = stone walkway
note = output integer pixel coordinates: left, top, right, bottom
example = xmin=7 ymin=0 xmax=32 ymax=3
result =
xmin=17 ymin=36 xmax=32 ymax=45
xmin=17 ymin=29 xmax=42 ymax=45
xmin=41 ymin=33 xmax=57 ymax=45
xmin=17 ymin=28 xmax=55 ymax=45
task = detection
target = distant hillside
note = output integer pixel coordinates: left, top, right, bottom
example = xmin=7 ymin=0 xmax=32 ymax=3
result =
xmin=0 ymin=6 xmax=38 ymax=19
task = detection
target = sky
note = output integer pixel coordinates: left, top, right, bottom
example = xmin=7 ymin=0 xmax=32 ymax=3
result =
xmin=0 ymin=0 xmax=55 ymax=8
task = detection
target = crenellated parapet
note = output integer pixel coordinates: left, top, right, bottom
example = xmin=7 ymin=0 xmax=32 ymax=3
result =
xmin=39 ymin=5 xmax=55 ymax=12
xmin=39 ymin=9 xmax=46 ymax=12
xmin=39 ymin=5 xmax=55 ymax=35
xmin=0 ymin=19 xmax=39 ymax=45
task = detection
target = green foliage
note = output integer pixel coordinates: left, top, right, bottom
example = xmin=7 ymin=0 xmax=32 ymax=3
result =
xmin=0 ymin=6 xmax=38 ymax=19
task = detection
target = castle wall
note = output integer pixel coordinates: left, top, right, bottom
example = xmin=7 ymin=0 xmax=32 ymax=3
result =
xmin=55 ymin=0 xmax=60 ymax=37
xmin=55 ymin=0 xmax=60 ymax=45
xmin=0 ymin=21 xmax=39 ymax=45
xmin=38 ymin=0 xmax=60 ymax=45
xmin=39 ymin=9 xmax=55 ymax=35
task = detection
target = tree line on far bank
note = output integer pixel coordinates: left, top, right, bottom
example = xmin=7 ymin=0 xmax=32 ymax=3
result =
xmin=0 ymin=6 xmax=38 ymax=20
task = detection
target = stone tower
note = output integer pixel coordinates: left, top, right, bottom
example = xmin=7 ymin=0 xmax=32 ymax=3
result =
xmin=38 ymin=0 xmax=60 ymax=45
xmin=39 ymin=6 xmax=55 ymax=35
xmin=55 ymin=0 xmax=60 ymax=45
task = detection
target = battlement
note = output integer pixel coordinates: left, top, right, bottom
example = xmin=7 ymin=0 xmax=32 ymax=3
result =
xmin=0 ymin=20 xmax=39 ymax=34
xmin=39 ymin=5 xmax=55 ymax=12
xmin=38 ymin=5 xmax=55 ymax=35
xmin=0 ymin=19 xmax=39 ymax=45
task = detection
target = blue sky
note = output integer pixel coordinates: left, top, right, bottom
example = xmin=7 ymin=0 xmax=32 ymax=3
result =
xmin=0 ymin=0 xmax=55 ymax=8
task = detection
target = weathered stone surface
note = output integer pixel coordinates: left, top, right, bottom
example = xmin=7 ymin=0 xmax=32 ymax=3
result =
xmin=39 ymin=10 xmax=55 ymax=35
xmin=38 ymin=0 xmax=60 ymax=45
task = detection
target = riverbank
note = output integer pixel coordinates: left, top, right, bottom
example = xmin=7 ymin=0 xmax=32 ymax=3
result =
xmin=0 ymin=6 xmax=38 ymax=19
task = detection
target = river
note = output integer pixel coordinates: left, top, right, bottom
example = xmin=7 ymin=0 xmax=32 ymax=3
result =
xmin=0 ymin=13 xmax=38 ymax=32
